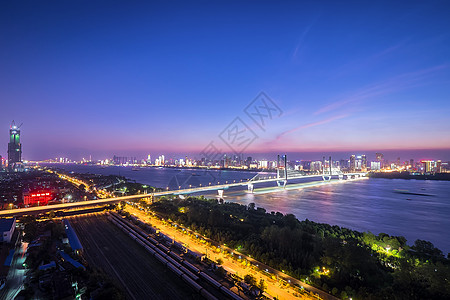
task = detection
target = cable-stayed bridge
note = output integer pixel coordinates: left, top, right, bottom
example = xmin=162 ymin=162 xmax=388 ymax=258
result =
xmin=0 ymin=155 xmax=367 ymax=217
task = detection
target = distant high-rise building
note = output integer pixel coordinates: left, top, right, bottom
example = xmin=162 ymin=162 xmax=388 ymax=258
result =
xmin=355 ymin=156 xmax=362 ymax=170
xmin=339 ymin=159 xmax=348 ymax=169
xmin=422 ymin=160 xmax=433 ymax=173
xmin=436 ymin=160 xmax=442 ymax=173
xmin=258 ymin=160 xmax=268 ymax=169
xmin=375 ymin=153 xmax=384 ymax=161
xmin=302 ymin=160 xmax=312 ymax=170
xmin=8 ymin=122 xmax=22 ymax=171
xmin=361 ymin=155 xmax=367 ymax=171
xmin=349 ymin=155 xmax=356 ymax=172
xmin=0 ymin=155 xmax=2 ymax=170
xmin=113 ymin=155 xmax=128 ymax=165
xmin=371 ymin=161 xmax=381 ymax=171
xmin=310 ymin=161 xmax=322 ymax=173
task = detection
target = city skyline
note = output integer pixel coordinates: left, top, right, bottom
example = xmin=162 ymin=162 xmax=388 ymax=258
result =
xmin=1 ymin=1 xmax=450 ymax=160
xmin=31 ymin=150 xmax=450 ymax=163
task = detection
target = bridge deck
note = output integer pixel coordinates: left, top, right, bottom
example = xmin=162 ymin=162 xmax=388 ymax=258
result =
xmin=0 ymin=172 xmax=366 ymax=217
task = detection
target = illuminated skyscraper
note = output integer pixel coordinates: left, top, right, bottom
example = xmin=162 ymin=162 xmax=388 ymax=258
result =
xmin=361 ymin=155 xmax=367 ymax=171
xmin=422 ymin=160 xmax=433 ymax=173
xmin=375 ymin=152 xmax=384 ymax=168
xmin=7 ymin=121 xmax=22 ymax=171
xmin=375 ymin=153 xmax=384 ymax=161
xmin=436 ymin=160 xmax=442 ymax=173
xmin=349 ymin=155 xmax=356 ymax=172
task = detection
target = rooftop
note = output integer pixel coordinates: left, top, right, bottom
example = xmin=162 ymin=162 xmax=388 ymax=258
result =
xmin=62 ymin=219 xmax=83 ymax=251
xmin=0 ymin=217 xmax=15 ymax=233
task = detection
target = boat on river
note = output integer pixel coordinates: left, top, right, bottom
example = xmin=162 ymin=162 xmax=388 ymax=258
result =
xmin=394 ymin=189 xmax=435 ymax=196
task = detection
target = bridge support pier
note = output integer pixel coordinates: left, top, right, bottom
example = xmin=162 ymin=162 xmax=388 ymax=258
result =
xmin=322 ymin=175 xmax=331 ymax=181
xmin=338 ymin=174 xmax=343 ymax=180
xmin=247 ymin=184 xmax=254 ymax=193
xmin=217 ymin=189 xmax=224 ymax=198
xmin=277 ymin=180 xmax=287 ymax=188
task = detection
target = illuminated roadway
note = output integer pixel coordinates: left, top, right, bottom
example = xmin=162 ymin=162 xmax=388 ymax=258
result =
xmin=125 ymin=206 xmax=329 ymax=300
xmin=0 ymin=172 xmax=367 ymax=218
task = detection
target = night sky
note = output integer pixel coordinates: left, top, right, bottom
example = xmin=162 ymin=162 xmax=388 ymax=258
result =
xmin=1 ymin=1 xmax=450 ymax=160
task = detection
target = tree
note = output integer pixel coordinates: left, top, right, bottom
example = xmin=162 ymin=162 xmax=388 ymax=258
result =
xmin=216 ymin=258 xmax=223 ymax=265
xmin=258 ymin=279 xmax=267 ymax=292
xmin=244 ymin=274 xmax=256 ymax=286
xmin=412 ymin=239 xmax=444 ymax=258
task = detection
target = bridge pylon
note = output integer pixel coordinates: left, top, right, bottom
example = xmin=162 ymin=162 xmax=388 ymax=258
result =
xmin=277 ymin=155 xmax=288 ymax=178
xmin=322 ymin=175 xmax=331 ymax=181
xmin=277 ymin=154 xmax=288 ymax=186
xmin=277 ymin=180 xmax=287 ymax=188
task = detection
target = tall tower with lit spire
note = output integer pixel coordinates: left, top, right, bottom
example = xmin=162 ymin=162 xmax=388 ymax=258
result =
xmin=8 ymin=121 xmax=22 ymax=171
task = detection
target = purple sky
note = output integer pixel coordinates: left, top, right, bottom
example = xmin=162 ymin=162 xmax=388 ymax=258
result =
xmin=1 ymin=1 xmax=450 ymax=161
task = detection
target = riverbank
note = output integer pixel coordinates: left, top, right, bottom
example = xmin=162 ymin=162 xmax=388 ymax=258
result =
xmin=145 ymin=197 xmax=449 ymax=300
xmin=40 ymin=164 xmax=450 ymax=254
xmin=369 ymin=171 xmax=450 ymax=181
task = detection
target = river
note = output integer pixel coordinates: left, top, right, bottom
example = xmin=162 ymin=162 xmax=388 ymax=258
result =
xmin=48 ymin=164 xmax=450 ymax=254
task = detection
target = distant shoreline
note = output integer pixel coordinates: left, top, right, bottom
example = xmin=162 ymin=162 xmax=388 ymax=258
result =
xmin=369 ymin=172 xmax=450 ymax=181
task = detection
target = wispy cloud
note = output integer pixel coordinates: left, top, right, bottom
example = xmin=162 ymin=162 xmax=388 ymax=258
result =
xmin=315 ymin=64 xmax=449 ymax=115
xmin=274 ymin=113 xmax=348 ymax=142
xmin=292 ymin=24 xmax=313 ymax=60
xmin=292 ymin=15 xmax=320 ymax=61
xmin=333 ymin=39 xmax=409 ymax=77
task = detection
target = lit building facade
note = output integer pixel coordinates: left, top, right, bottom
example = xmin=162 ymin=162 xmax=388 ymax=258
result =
xmin=371 ymin=161 xmax=381 ymax=171
xmin=422 ymin=160 xmax=433 ymax=173
xmin=23 ymin=191 xmax=53 ymax=207
xmin=361 ymin=155 xmax=367 ymax=171
xmin=349 ymin=155 xmax=356 ymax=172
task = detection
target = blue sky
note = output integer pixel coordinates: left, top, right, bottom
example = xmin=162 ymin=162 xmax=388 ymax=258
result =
xmin=1 ymin=1 xmax=449 ymax=160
